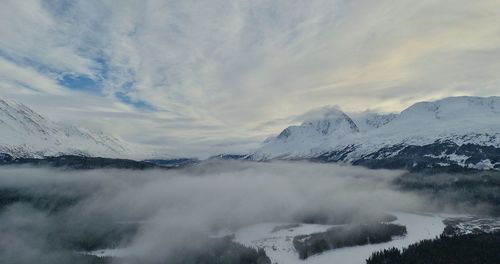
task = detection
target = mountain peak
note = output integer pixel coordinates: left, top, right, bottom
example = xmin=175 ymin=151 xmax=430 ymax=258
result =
xmin=0 ymin=97 xmax=132 ymax=158
xmin=250 ymin=96 xmax=500 ymax=170
xmin=276 ymin=108 xmax=359 ymax=141
xmin=252 ymin=108 xmax=359 ymax=160
xmin=385 ymin=96 xmax=500 ymax=135
xmin=300 ymin=108 xmax=359 ymax=136
xmin=402 ymin=96 xmax=500 ymax=117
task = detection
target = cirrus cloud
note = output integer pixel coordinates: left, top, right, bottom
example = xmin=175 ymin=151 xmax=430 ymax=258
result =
xmin=1 ymin=0 xmax=499 ymax=157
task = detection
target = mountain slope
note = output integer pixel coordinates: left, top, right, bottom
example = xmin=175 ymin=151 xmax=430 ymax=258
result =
xmin=250 ymin=96 xmax=500 ymax=170
xmin=252 ymin=108 xmax=359 ymax=160
xmin=0 ymin=98 xmax=131 ymax=158
xmin=352 ymin=112 xmax=398 ymax=132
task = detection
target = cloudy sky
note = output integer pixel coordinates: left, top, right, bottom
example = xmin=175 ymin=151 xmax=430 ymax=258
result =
xmin=1 ymin=0 xmax=500 ymax=157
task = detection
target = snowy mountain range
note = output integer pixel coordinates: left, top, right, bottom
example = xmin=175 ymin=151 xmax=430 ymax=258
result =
xmin=249 ymin=96 xmax=500 ymax=170
xmin=0 ymin=98 xmax=140 ymax=159
xmin=3 ymin=96 xmax=500 ymax=170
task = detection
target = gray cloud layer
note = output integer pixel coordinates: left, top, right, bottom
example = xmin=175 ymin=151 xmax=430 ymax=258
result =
xmin=0 ymin=161 xmax=494 ymax=263
xmin=1 ymin=0 xmax=500 ymax=156
xmin=0 ymin=162 xmax=410 ymax=263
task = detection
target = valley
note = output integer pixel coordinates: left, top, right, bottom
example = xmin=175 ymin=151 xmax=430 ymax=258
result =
xmin=1 ymin=97 xmax=500 ymax=264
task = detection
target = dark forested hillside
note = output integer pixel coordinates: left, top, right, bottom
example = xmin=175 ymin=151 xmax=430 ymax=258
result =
xmin=366 ymin=232 xmax=500 ymax=264
xmin=394 ymin=170 xmax=500 ymax=215
xmin=0 ymin=154 xmax=160 ymax=169
xmin=294 ymin=223 xmax=407 ymax=259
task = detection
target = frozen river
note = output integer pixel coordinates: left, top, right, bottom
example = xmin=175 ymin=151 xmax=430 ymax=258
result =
xmin=233 ymin=212 xmax=445 ymax=264
xmin=85 ymin=212 xmax=445 ymax=264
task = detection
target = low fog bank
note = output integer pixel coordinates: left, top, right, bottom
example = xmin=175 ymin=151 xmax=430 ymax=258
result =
xmin=0 ymin=161 xmax=492 ymax=263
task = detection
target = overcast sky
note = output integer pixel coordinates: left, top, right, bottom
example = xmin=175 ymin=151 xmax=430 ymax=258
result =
xmin=1 ymin=0 xmax=500 ymax=157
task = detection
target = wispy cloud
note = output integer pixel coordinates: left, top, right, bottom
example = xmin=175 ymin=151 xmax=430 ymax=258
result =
xmin=1 ymin=0 xmax=500 ymax=156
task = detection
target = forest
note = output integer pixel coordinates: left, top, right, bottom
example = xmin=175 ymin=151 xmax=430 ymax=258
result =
xmin=366 ymin=232 xmax=500 ymax=264
xmin=294 ymin=223 xmax=407 ymax=259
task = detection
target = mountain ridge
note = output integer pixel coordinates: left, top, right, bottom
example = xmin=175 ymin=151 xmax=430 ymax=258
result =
xmin=0 ymin=97 xmax=162 ymax=160
xmin=249 ymin=96 xmax=500 ymax=170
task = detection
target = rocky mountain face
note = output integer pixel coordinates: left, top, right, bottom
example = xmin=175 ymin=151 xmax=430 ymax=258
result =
xmin=249 ymin=96 xmax=500 ymax=170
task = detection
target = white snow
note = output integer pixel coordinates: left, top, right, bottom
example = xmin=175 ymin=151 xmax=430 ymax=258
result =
xmin=234 ymin=222 xmax=335 ymax=264
xmin=352 ymin=112 xmax=398 ymax=132
xmin=0 ymin=98 xmax=131 ymax=158
xmin=252 ymin=108 xmax=360 ymax=160
xmin=252 ymin=96 xmax=500 ymax=166
xmin=233 ymin=212 xmax=445 ymax=264
xmin=453 ymin=217 xmax=500 ymax=234
xmin=83 ymin=248 xmax=132 ymax=258
xmin=0 ymin=97 xmax=173 ymax=159
xmin=83 ymin=212 xmax=445 ymax=263
xmin=467 ymin=159 xmax=496 ymax=170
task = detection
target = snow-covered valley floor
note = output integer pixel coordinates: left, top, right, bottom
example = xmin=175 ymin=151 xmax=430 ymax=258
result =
xmin=233 ymin=212 xmax=445 ymax=264
xmin=84 ymin=212 xmax=445 ymax=264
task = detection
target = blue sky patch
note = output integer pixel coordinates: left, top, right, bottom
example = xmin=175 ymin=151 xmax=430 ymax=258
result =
xmin=58 ymin=74 xmax=102 ymax=94
xmin=115 ymin=91 xmax=156 ymax=111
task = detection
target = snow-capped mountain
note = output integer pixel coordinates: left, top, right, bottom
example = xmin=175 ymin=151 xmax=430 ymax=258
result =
xmin=352 ymin=112 xmax=398 ymax=132
xmin=250 ymin=96 xmax=500 ymax=170
xmin=254 ymin=108 xmax=359 ymax=160
xmin=0 ymin=98 xmax=132 ymax=158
